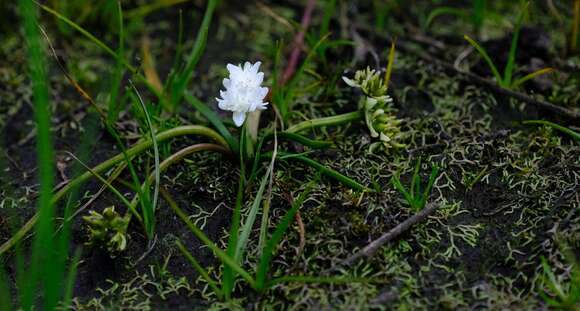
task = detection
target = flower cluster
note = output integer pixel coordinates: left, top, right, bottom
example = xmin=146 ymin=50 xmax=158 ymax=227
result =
xmin=342 ymin=67 xmax=387 ymax=98
xmin=83 ymin=206 xmax=129 ymax=255
xmin=343 ymin=67 xmax=405 ymax=153
xmin=217 ymin=61 xmax=269 ymax=127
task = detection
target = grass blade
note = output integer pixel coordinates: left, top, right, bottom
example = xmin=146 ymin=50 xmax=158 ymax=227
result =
xmin=66 ymin=152 xmax=142 ymax=222
xmin=0 ymin=266 xmax=13 ymax=311
xmin=62 ymin=248 xmax=82 ymax=309
xmin=425 ymin=7 xmax=468 ymax=29
xmin=255 ymin=181 xmax=315 ymax=291
xmin=258 ymin=131 xmax=278 ymax=253
xmin=107 ymin=0 xmax=125 ymax=125
xmin=384 ymin=40 xmax=396 ymax=90
xmin=130 ymin=81 xmax=160 ymax=239
xmin=184 ymin=92 xmax=239 ymax=152
xmin=272 ymin=132 xmax=332 ymax=149
xmin=20 ymin=0 xmax=56 ymax=308
xmin=464 ymin=34 xmax=503 ymax=85
xmin=503 ymin=2 xmax=528 ymax=87
xmin=523 ymin=120 xmax=580 ymax=141
xmin=286 ymin=111 xmax=363 ymax=134
xmin=511 ymin=67 xmax=555 ymax=88
xmin=175 ymin=239 xmax=223 ymax=300
xmin=420 ymin=165 xmax=440 ymax=209
xmin=222 ymin=178 xmax=245 ymax=299
xmin=473 ymin=0 xmax=486 ymax=31
xmin=163 ymin=186 xmax=256 ymax=289
xmin=391 ymin=174 xmax=414 ymax=207
xmin=275 ymin=152 xmax=367 ymax=192
xmin=235 ymin=167 xmax=272 ymax=262
xmin=170 ymin=0 xmax=218 ymax=108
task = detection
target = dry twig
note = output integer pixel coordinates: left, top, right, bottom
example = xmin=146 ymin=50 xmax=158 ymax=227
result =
xmin=329 ymin=202 xmax=439 ymax=272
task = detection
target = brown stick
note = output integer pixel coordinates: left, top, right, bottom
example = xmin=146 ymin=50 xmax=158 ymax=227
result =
xmin=354 ymin=23 xmax=580 ymax=121
xmin=330 ymin=202 xmax=439 ymax=271
xmin=396 ymin=41 xmax=580 ymax=121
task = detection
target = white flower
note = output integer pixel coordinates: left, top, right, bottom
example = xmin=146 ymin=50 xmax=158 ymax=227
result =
xmin=216 ymin=61 xmax=269 ymax=127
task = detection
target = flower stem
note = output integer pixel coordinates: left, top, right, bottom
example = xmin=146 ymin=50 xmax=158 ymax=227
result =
xmin=285 ymin=111 xmax=363 ymax=134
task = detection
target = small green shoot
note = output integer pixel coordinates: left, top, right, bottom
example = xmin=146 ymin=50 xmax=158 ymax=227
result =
xmin=539 ymin=256 xmax=580 ymax=309
xmin=391 ymin=159 xmax=440 ymax=211
xmin=463 ymin=2 xmax=554 ymax=89
xmin=462 ymin=166 xmax=488 ymax=191
xmin=425 ymin=0 xmax=485 ymax=33
xmin=169 ymin=0 xmax=218 ymax=110
xmin=523 ymin=120 xmax=580 ymax=141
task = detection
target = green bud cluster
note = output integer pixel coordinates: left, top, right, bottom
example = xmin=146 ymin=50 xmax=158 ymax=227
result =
xmin=343 ymin=67 xmax=405 ymax=153
xmin=83 ymin=206 xmax=129 ymax=254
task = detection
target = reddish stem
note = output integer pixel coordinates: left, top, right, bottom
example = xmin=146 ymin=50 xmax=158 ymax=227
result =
xmin=281 ymin=0 xmax=316 ymax=85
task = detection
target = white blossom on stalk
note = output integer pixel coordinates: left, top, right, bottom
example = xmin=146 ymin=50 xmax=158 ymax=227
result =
xmin=216 ymin=61 xmax=268 ymax=127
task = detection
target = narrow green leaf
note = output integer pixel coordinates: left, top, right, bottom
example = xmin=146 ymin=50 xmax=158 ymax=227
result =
xmin=256 ymin=181 xmax=315 ymax=290
xmin=272 ymin=132 xmax=332 ymax=149
xmin=420 ymin=165 xmax=440 ymax=209
xmin=222 ymin=178 xmax=245 ymax=298
xmin=384 ymin=40 xmax=396 ymax=90
xmin=425 ymin=7 xmax=469 ymax=29
xmin=391 ymin=175 xmax=414 ymax=207
xmin=511 ymin=67 xmax=554 ymax=88
xmin=175 ymin=239 xmax=223 ymax=300
xmin=107 ymin=0 xmax=125 ymax=126
xmin=235 ymin=167 xmax=272 ymax=262
xmin=503 ymin=2 xmax=529 ymax=87
xmin=464 ymin=34 xmax=503 ymax=85
xmin=67 ymin=152 xmax=142 ymax=222
xmin=274 ymin=152 xmax=367 ymax=191
xmin=62 ymin=248 xmax=82 ymax=309
xmin=523 ymin=120 xmax=580 ymax=141
xmin=20 ymin=0 xmax=55 ymax=308
xmin=130 ymin=81 xmax=160 ymax=239
xmin=171 ymin=0 xmax=218 ymax=108
xmin=184 ymin=92 xmax=239 ymax=152
xmin=267 ymin=275 xmax=371 ymax=287
xmin=165 ymin=186 xmax=256 ymax=289
xmin=286 ymin=111 xmax=363 ymax=134
xmin=0 ymin=266 xmax=13 ymax=311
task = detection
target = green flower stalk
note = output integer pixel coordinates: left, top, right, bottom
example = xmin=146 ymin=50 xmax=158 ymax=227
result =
xmin=343 ymin=67 xmax=405 ymax=153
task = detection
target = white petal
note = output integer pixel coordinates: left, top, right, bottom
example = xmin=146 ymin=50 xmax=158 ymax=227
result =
xmin=232 ymin=111 xmax=246 ymax=127
xmin=223 ymin=78 xmax=231 ymax=89
xmin=226 ymin=63 xmax=237 ymax=73
xmin=342 ymin=76 xmax=358 ymax=87
xmin=217 ymin=98 xmax=227 ymax=110
xmin=251 ymin=61 xmax=261 ymax=73
xmin=258 ymin=87 xmax=268 ymax=99
xmin=243 ymin=62 xmax=251 ymax=71
xmin=227 ymin=63 xmax=242 ymax=77
xmin=255 ymin=72 xmax=264 ymax=85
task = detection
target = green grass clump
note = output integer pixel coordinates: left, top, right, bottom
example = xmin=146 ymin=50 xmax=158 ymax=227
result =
xmin=391 ymin=159 xmax=439 ymax=211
